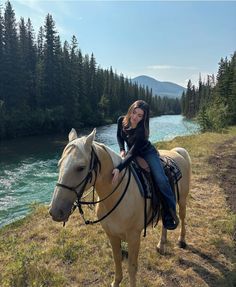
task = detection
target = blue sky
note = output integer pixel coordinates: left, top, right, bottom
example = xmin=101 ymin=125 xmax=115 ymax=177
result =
xmin=6 ymin=0 xmax=236 ymax=87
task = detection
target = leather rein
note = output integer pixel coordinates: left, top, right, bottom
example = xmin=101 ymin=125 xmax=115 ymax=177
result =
xmin=56 ymin=145 xmax=131 ymax=225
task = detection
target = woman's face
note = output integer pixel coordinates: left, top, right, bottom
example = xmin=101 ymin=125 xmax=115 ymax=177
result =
xmin=130 ymin=107 xmax=144 ymax=127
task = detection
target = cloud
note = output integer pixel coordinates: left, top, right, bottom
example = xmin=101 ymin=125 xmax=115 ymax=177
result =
xmin=147 ymin=65 xmax=197 ymax=70
xmin=14 ymin=0 xmax=83 ymax=19
xmin=14 ymin=0 xmax=46 ymax=15
xmin=11 ymin=0 xmax=82 ymax=39
xmin=12 ymin=0 xmax=48 ymax=30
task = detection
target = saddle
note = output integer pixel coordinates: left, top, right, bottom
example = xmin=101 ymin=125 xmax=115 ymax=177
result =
xmin=131 ymin=155 xmax=182 ymax=199
xmin=130 ymin=155 xmax=182 ymax=235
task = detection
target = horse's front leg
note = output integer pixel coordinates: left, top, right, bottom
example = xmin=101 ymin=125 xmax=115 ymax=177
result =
xmin=127 ymin=232 xmax=141 ymax=287
xmin=109 ymin=235 xmax=123 ymax=287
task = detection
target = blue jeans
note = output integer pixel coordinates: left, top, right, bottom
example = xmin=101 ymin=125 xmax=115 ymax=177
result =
xmin=141 ymin=146 xmax=176 ymax=211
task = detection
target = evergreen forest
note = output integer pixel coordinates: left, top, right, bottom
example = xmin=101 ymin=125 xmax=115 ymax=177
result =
xmin=181 ymin=52 xmax=236 ymax=131
xmin=0 ymin=1 xmax=181 ymax=140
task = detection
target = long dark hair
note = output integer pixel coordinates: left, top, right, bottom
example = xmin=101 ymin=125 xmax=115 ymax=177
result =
xmin=123 ymin=100 xmax=150 ymax=138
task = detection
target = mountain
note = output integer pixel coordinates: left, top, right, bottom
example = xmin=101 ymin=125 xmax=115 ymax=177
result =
xmin=132 ymin=75 xmax=186 ymax=99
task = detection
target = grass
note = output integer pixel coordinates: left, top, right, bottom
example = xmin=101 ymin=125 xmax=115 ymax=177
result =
xmin=0 ymin=127 xmax=236 ymax=286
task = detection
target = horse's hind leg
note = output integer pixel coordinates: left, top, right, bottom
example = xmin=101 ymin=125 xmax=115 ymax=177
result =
xmin=157 ymin=199 xmax=187 ymax=253
xmin=157 ymin=225 xmax=167 ymax=254
xmin=178 ymin=199 xmax=187 ymax=248
xmin=109 ymin=235 xmax=123 ymax=287
xmin=127 ymin=232 xmax=141 ymax=287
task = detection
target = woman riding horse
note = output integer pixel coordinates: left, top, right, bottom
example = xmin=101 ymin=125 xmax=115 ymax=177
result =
xmin=112 ymin=100 xmax=179 ymax=230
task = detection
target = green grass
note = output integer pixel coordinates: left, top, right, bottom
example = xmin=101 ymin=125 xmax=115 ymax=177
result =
xmin=0 ymin=128 xmax=236 ymax=286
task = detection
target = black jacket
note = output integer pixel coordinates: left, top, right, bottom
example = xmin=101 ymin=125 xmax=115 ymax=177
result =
xmin=116 ymin=116 xmax=151 ymax=171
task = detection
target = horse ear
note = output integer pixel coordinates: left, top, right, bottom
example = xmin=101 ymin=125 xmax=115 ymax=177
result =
xmin=68 ymin=128 xmax=78 ymax=142
xmin=85 ymin=128 xmax=96 ymax=148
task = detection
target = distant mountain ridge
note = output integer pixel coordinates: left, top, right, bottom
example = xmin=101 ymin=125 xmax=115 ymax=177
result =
xmin=132 ymin=75 xmax=186 ymax=99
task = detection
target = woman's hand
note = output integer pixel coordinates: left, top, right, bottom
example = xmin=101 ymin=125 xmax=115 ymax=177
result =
xmin=120 ymin=150 xmax=126 ymax=158
xmin=112 ymin=168 xmax=120 ymax=185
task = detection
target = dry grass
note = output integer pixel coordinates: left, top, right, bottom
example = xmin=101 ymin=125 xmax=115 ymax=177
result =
xmin=0 ymin=127 xmax=236 ymax=287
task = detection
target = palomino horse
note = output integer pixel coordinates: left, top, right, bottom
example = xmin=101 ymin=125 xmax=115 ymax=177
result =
xmin=49 ymin=128 xmax=191 ymax=287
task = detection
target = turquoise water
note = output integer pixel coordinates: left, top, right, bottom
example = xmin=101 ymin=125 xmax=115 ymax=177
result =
xmin=0 ymin=115 xmax=199 ymax=227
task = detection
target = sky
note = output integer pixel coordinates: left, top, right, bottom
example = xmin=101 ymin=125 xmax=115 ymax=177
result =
xmin=4 ymin=0 xmax=236 ymax=87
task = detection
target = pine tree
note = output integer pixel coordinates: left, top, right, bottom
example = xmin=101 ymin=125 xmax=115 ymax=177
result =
xmin=37 ymin=26 xmax=44 ymax=59
xmin=54 ymin=34 xmax=63 ymax=106
xmin=35 ymin=26 xmax=44 ymax=109
xmin=19 ymin=17 xmax=29 ymax=107
xmin=0 ymin=6 xmax=5 ymax=137
xmin=3 ymin=1 xmax=20 ymax=110
xmin=0 ymin=7 xmax=4 ymax=104
xmin=89 ymin=53 xmax=100 ymax=118
xmin=43 ymin=14 xmax=57 ymax=109
xmin=60 ymin=40 xmax=70 ymax=129
xmin=26 ymin=18 xmax=37 ymax=109
xmin=217 ymin=57 xmax=229 ymax=103
xmin=68 ymin=35 xmax=81 ymax=127
xmin=227 ymin=52 xmax=236 ymax=124
xmin=101 ymin=69 xmax=111 ymax=119
xmin=185 ymin=80 xmax=192 ymax=118
xmin=76 ymin=48 xmax=87 ymax=126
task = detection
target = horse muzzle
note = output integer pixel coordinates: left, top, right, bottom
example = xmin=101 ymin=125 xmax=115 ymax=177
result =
xmin=49 ymin=206 xmax=70 ymax=222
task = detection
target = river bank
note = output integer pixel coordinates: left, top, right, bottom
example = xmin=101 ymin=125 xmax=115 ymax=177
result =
xmin=0 ymin=127 xmax=235 ymax=287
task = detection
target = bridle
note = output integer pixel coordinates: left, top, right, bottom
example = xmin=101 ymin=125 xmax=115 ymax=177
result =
xmin=56 ymin=146 xmax=101 ymax=202
xmin=55 ymin=144 xmax=131 ymax=225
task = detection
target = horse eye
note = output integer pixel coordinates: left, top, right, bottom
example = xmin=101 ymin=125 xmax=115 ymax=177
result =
xmin=77 ymin=166 xmax=85 ymax=172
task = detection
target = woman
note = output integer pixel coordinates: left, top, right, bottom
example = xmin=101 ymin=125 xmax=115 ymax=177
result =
xmin=112 ymin=100 xmax=179 ymax=230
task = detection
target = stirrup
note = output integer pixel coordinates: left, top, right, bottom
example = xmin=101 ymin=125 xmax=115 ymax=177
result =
xmin=163 ymin=209 xmax=179 ymax=230
xmin=169 ymin=208 xmax=179 ymax=226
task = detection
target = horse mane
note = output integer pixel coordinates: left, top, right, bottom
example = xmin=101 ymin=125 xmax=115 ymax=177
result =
xmin=58 ymin=136 xmax=88 ymax=167
xmin=58 ymin=137 xmax=122 ymax=169
xmin=94 ymin=141 xmax=122 ymax=168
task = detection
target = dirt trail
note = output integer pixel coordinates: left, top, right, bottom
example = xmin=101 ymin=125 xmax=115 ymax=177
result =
xmin=208 ymin=137 xmax=236 ymax=211
xmin=208 ymin=136 xmax=236 ymax=239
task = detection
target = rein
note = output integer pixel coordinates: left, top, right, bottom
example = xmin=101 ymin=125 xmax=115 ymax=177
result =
xmin=56 ymin=145 xmax=130 ymax=225
xmin=79 ymin=167 xmax=130 ymax=225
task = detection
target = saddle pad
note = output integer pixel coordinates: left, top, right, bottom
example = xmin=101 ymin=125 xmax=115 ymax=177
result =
xmin=130 ymin=161 xmax=152 ymax=199
xmin=160 ymin=156 xmax=182 ymax=184
xmin=131 ymin=155 xmax=182 ymax=199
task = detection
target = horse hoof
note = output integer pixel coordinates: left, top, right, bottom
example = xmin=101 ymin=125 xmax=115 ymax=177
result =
xmin=178 ymin=241 xmax=187 ymax=249
xmin=122 ymin=249 xmax=128 ymax=260
xmin=156 ymin=245 xmax=165 ymax=255
xmin=111 ymin=281 xmax=120 ymax=287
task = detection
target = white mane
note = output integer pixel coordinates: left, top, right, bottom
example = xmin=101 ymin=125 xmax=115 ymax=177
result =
xmin=59 ymin=137 xmax=122 ymax=169
xmin=59 ymin=136 xmax=89 ymax=166
xmin=94 ymin=141 xmax=122 ymax=168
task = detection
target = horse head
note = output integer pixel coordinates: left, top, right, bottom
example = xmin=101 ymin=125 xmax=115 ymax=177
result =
xmin=49 ymin=128 xmax=97 ymax=222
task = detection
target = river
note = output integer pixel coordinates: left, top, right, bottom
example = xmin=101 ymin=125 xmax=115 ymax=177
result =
xmin=0 ymin=115 xmax=199 ymax=227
